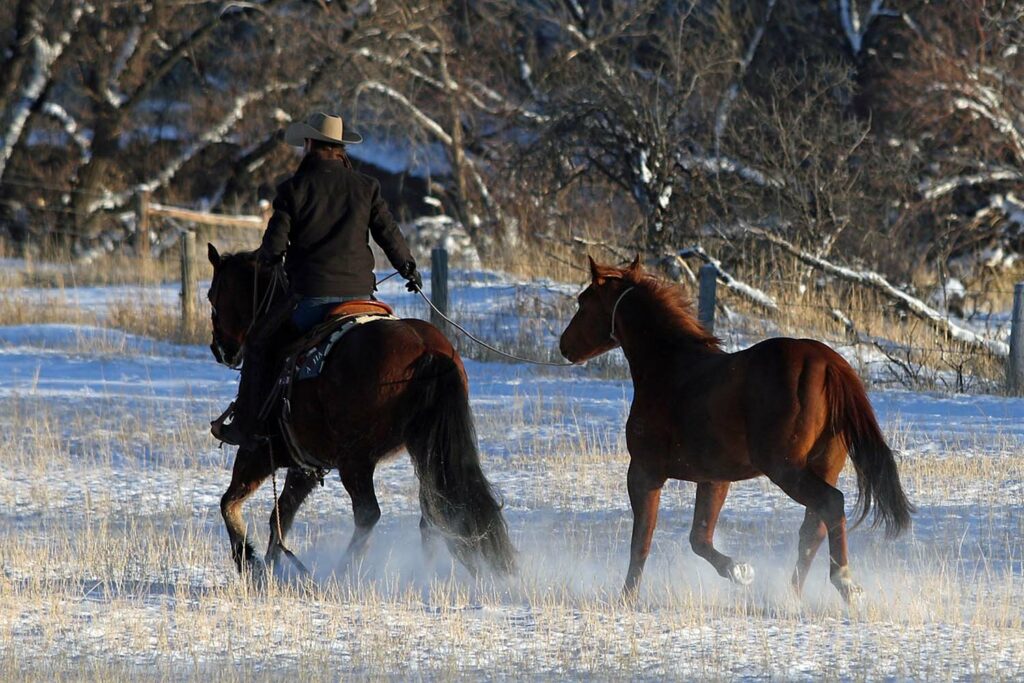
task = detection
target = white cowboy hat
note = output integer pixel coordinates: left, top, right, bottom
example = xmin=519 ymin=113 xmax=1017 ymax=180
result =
xmin=284 ymin=111 xmax=362 ymax=146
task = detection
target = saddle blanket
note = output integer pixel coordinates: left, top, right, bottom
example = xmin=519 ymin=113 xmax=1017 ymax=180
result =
xmin=293 ymin=312 xmax=394 ymax=380
xmin=264 ymin=301 xmax=396 ymax=474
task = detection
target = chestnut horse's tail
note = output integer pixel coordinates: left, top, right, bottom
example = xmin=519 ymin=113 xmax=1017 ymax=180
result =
xmin=826 ymin=362 xmax=914 ymax=537
xmin=403 ymin=352 xmax=516 ymax=575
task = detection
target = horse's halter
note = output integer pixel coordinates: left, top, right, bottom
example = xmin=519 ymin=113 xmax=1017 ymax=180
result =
xmin=609 ymin=286 xmax=636 ymax=344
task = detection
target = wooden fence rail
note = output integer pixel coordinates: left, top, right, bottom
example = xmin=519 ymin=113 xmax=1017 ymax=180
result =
xmin=134 ymin=198 xmax=265 ymax=331
xmin=138 ymin=195 xmax=1024 ymax=395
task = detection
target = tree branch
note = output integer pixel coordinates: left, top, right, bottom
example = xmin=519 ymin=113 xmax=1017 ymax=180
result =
xmin=745 ymin=224 xmax=1009 ymax=356
xmin=919 ymin=167 xmax=1024 ymax=200
xmin=0 ymin=1 xmax=89 ymax=180
xmin=87 ymin=78 xmax=304 ymax=214
xmin=678 ymin=245 xmax=779 ymax=311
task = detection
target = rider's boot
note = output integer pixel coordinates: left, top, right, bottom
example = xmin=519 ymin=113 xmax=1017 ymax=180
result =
xmin=211 ymin=293 xmax=299 ymax=448
xmin=211 ymin=344 xmax=269 ymax=447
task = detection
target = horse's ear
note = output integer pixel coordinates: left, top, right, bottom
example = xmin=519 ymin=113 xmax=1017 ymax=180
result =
xmin=208 ymin=243 xmax=220 ymax=267
xmin=626 ymin=254 xmax=643 ymax=275
xmin=589 ymin=258 xmax=602 ymax=286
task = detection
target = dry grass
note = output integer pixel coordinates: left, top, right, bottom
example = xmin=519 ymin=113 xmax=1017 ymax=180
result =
xmin=0 ymin=237 xmax=1014 ymax=391
xmin=2 ymin=385 xmax=1022 ymax=680
xmin=715 ymin=269 xmax=1008 ymax=392
xmin=0 ymin=295 xmax=97 ymax=327
xmin=0 ymin=250 xmax=177 ymax=289
xmin=106 ymin=298 xmax=209 ymax=346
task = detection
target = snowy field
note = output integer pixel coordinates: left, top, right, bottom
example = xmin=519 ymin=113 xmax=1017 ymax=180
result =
xmin=0 ymin=273 xmax=1022 ymax=680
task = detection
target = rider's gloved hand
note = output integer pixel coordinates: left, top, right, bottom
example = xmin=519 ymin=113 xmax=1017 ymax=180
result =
xmin=401 ymin=261 xmax=423 ymax=292
xmin=257 ymin=249 xmax=283 ymax=266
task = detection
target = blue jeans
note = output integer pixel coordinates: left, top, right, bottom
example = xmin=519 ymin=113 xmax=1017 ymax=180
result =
xmin=291 ymin=295 xmax=372 ymax=333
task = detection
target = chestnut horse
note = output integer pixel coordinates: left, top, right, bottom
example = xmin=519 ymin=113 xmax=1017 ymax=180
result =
xmin=207 ymin=244 xmax=514 ymax=579
xmin=559 ymin=257 xmax=913 ymax=602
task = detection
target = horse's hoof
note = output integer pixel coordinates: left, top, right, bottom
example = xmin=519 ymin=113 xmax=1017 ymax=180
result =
xmin=831 ymin=566 xmax=863 ymax=603
xmin=790 ymin=570 xmax=807 ymax=597
xmin=243 ymin=557 xmax=268 ymax=586
xmin=267 ymin=550 xmax=311 ymax=584
xmin=621 ymin=578 xmax=641 ymax=605
xmin=838 ymin=580 xmax=864 ymax=604
xmin=727 ymin=562 xmax=755 ymax=586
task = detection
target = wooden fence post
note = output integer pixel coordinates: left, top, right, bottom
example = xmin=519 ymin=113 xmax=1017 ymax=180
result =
xmin=698 ymin=263 xmax=718 ymax=334
xmin=1007 ymin=283 xmax=1024 ymax=395
xmin=430 ymin=246 xmax=449 ymax=330
xmin=133 ymin=191 xmax=151 ymax=258
xmin=180 ymin=230 xmax=197 ymax=335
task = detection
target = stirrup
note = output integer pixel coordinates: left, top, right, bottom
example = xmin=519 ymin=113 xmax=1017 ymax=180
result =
xmin=211 ymin=402 xmax=241 ymax=445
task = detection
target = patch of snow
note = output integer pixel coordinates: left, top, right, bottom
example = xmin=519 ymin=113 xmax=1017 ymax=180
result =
xmin=637 ymin=149 xmax=653 ymax=185
xmin=0 ymin=269 xmax=1023 ymax=678
xmin=349 ymin=137 xmax=451 ymax=179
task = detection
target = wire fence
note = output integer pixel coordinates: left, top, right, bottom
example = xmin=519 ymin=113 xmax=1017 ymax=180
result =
xmin=2 ymin=184 xmax=1021 ymax=393
xmin=408 ymin=261 xmax=1019 ymax=396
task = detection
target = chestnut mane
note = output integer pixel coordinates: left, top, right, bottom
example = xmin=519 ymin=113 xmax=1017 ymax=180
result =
xmin=622 ymin=270 xmax=722 ymax=352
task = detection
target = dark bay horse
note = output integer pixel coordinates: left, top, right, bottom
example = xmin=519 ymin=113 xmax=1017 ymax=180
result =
xmin=559 ymin=256 xmax=913 ymax=602
xmin=207 ymin=244 xmax=514 ymax=579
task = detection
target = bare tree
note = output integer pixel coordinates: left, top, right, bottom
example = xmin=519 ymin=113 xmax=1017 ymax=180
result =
xmin=887 ymin=1 xmax=1024 ymax=270
xmin=345 ymin=0 xmax=527 ymax=251
xmin=514 ymin=1 xmax=743 ymax=250
xmin=0 ymin=1 xmax=384 ymax=251
xmin=0 ymin=0 xmax=89 ymax=181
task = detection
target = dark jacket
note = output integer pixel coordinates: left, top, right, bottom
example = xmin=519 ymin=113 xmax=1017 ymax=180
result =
xmin=258 ymin=156 xmax=414 ymax=297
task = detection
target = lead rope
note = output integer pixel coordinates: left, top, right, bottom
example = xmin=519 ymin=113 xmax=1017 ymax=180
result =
xmin=609 ymin=286 xmax=636 ymax=343
xmin=414 ymin=286 xmax=575 ymax=367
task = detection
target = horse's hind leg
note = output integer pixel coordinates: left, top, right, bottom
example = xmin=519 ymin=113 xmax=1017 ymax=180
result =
xmin=690 ymin=481 xmax=754 ymax=585
xmin=791 ymin=447 xmax=845 ymax=596
xmin=220 ymin=445 xmax=273 ymax=579
xmin=265 ymin=467 xmax=319 ymax=573
xmin=337 ymin=464 xmax=381 ymax=576
xmin=792 ymin=509 xmax=827 ymax=595
xmin=768 ymin=467 xmax=861 ymax=602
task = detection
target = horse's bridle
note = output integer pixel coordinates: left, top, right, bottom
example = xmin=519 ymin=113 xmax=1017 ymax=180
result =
xmin=210 ymin=261 xmax=283 ymax=370
xmin=609 ymin=286 xmax=636 ymax=343
xmin=210 ymin=302 xmax=242 ymax=369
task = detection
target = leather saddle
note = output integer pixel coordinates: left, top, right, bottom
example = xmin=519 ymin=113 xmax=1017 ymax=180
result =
xmin=326 ymin=299 xmax=394 ymax=318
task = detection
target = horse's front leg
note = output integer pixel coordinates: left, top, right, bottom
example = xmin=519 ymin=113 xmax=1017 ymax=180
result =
xmin=690 ymin=481 xmax=754 ymax=585
xmin=623 ymin=460 xmax=666 ymax=599
xmin=220 ymin=444 xmax=273 ymax=581
xmin=266 ymin=466 xmax=320 ymax=578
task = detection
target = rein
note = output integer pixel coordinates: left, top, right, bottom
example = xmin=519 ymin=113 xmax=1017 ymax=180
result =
xmin=213 ymin=262 xmax=283 ymax=370
xmin=609 ymin=286 xmax=636 ymax=343
xmin=246 ymin=262 xmax=283 ymax=345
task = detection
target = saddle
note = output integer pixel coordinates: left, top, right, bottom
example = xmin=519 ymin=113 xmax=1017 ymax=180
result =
xmin=260 ymin=300 xmax=398 ymax=473
xmin=326 ymin=299 xmax=394 ymax=318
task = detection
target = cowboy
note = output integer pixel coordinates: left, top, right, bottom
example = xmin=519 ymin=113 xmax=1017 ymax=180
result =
xmin=212 ymin=112 xmax=423 ymax=447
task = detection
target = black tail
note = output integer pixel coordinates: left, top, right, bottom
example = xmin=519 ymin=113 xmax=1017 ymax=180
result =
xmin=827 ymin=363 xmax=915 ymax=537
xmin=403 ymin=353 xmax=516 ymax=574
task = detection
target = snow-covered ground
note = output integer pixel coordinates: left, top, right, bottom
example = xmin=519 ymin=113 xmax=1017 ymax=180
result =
xmin=0 ymin=273 xmax=1021 ymax=680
